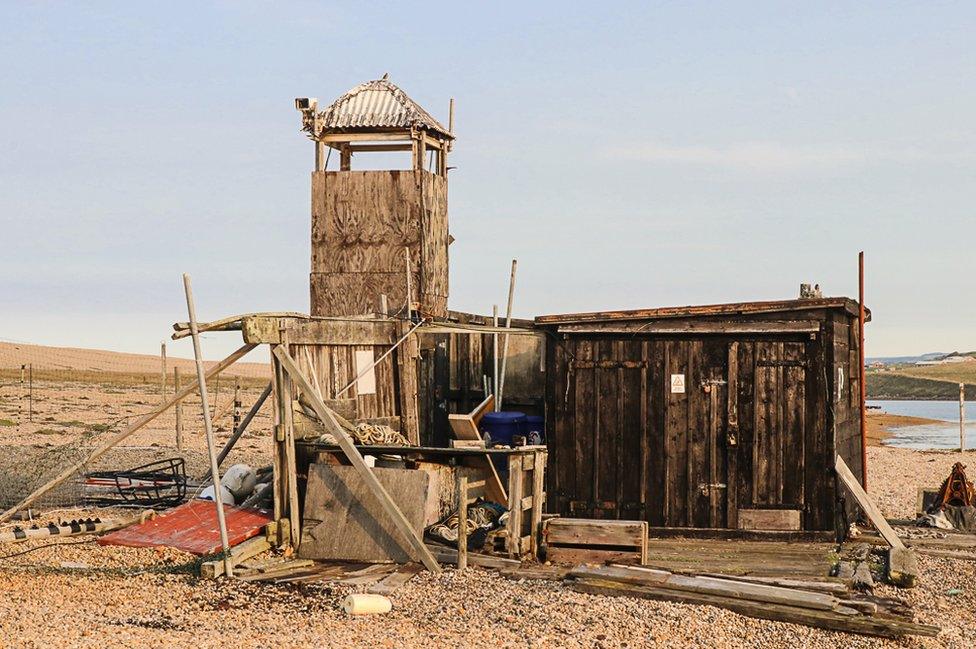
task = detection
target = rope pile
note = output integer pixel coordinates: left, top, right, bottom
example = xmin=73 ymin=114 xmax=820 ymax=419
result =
xmin=319 ymin=422 xmax=411 ymax=447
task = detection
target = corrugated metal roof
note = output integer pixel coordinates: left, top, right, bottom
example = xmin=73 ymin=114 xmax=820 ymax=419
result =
xmin=534 ymin=297 xmax=867 ymax=325
xmin=315 ymin=77 xmax=451 ymax=138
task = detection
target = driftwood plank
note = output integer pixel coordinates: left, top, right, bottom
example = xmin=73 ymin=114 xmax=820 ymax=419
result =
xmin=835 ymin=455 xmax=904 ymax=549
xmin=571 ymin=578 xmax=938 ymax=639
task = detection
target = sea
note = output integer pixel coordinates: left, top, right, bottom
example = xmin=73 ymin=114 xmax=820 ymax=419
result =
xmin=868 ymin=399 xmax=976 ymax=450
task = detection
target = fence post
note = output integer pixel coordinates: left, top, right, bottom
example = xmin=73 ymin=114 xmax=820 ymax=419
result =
xmin=28 ymin=363 xmax=33 ymax=423
xmin=961 ymin=383 xmax=966 ymax=453
xmin=233 ymin=377 xmax=242 ymax=433
xmin=160 ymin=342 xmax=167 ymax=404
xmin=175 ymin=367 xmax=183 ymax=451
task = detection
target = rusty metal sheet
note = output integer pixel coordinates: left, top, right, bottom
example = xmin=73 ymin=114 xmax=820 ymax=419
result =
xmin=98 ymin=500 xmax=272 ymax=555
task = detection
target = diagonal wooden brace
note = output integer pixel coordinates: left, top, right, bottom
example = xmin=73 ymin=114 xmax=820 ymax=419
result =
xmin=271 ymin=345 xmax=441 ymax=573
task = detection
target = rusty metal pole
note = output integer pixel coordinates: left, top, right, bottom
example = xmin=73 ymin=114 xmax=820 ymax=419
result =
xmin=858 ymin=251 xmax=868 ymax=490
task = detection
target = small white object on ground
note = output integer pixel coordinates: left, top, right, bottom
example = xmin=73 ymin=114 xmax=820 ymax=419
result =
xmin=199 ymin=485 xmax=235 ymax=505
xmin=342 ymin=593 xmax=392 ymax=615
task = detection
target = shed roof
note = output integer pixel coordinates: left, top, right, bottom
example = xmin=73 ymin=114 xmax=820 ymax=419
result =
xmin=314 ymin=77 xmax=451 ymax=138
xmin=534 ymin=297 xmax=868 ymax=325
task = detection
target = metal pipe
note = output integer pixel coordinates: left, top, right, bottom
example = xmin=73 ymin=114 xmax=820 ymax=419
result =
xmin=858 ymin=251 xmax=867 ymax=490
xmin=498 ymin=260 xmax=518 ymax=410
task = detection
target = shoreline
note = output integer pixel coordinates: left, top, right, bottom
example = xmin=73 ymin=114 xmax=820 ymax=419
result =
xmin=866 ymin=411 xmax=942 ymax=446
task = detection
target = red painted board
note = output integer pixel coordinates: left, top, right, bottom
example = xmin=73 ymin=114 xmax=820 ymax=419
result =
xmin=99 ymin=500 xmax=272 ymax=555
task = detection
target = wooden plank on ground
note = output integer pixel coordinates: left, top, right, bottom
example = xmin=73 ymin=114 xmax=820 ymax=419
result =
xmin=835 ymin=455 xmax=904 ymax=549
xmin=570 ymin=578 xmax=938 ymax=639
xmin=368 ymin=564 xmax=424 ymax=594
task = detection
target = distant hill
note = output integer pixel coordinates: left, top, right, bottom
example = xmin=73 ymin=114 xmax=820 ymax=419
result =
xmin=0 ymin=341 xmax=270 ymax=378
xmin=866 ymin=352 xmax=945 ymax=366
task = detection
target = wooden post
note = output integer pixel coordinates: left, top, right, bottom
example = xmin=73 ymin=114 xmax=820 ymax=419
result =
xmin=405 ymin=247 xmax=413 ymax=317
xmin=28 ymin=363 xmax=32 ymax=423
xmin=174 ymin=367 xmax=183 ymax=451
xmin=396 ymin=321 xmax=421 ymax=445
xmin=233 ymin=378 xmax=242 ymax=433
xmin=182 ymin=273 xmax=234 ymax=578
xmin=277 ymin=329 xmax=301 ymax=546
xmin=272 ymin=346 xmax=441 ymax=573
xmin=960 ymin=383 xmax=966 ymax=452
xmin=380 ymin=293 xmax=388 ymax=317
xmin=858 ymin=251 xmax=867 ymax=490
xmin=506 ymin=454 xmax=525 ymax=558
xmin=457 ymin=476 xmax=468 ymax=571
xmin=160 ymin=342 xmax=167 ymax=404
xmin=0 ymin=344 xmax=255 ymax=523
xmin=498 ymin=259 xmax=518 ymax=410
xmin=492 ymin=305 xmax=499 ymax=411
xmin=314 ymin=140 xmax=325 ymax=172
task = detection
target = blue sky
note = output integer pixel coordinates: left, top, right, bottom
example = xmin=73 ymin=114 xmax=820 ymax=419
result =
xmin=1 ymin=2 xmax=973 ymax=359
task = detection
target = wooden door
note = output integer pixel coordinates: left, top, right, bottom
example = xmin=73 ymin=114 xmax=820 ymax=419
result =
xmin=662 ymin=340 xmax=729 ymax=528
xmin=559 ymin=339 xmax=649 ymax=520
xmin=750 ymin=341 xmax=806 ymax=508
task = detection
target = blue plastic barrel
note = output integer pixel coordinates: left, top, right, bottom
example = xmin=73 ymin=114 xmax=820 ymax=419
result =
xmin=479 ymin=411 xmax=526 ymax=446
xmin=523 ymin=415 xmax=545 ymax=445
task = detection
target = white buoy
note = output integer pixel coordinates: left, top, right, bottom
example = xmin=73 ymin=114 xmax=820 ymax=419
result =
xmin=342 ymin=593 xmax=392 ymax=615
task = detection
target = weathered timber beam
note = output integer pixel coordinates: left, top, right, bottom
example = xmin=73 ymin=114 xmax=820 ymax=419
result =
xmin=557 ymin=320 xmax=820 ymax=335
xmin=272 ymin=346 xmax=441 ymax=573
xmin=243 ymin=316 xmax=397 ymax=345
xmin=172 ymin=312 xmax=306 ymax=340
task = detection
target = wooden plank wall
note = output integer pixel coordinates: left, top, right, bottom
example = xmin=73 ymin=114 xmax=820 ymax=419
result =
xmin=546 ymin=312 xmax=848 ymax=532
xmin=291 ymin=343 xmax=399 ymax=420
xmin=310 ymin=170 xmax=448 ymax=318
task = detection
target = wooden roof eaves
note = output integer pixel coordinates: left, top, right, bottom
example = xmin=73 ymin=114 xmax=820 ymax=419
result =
xmin=534 ymin=298 xmax=869 ymax=326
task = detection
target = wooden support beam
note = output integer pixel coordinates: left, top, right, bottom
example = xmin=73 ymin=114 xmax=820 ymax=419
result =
xmin=272 ymin=346 xmax=440 ymax=573
xmin=835 ymin=455 xmax=904 ymax=549
xmin=216 ymin=382 xmax=272 ymax=468
xmin=396 ymin=320 xmax=421 ymax=445
xmin=0 ymin=343 xmax=256 ymax=523
xmin=457 ymin=476 xmax=468 ymax=571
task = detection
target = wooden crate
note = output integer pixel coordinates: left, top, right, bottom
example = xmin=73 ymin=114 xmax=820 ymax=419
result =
xmin=543 ymin=518 xmax=648 ymax=565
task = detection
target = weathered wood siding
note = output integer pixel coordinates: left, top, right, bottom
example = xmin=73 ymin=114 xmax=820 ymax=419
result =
xmin=545 ymin=309 xmax=859 ymax=533
xmin=291 ymin=343 xmax=399 ymax=419
xmin=310 ymin=169 xmax=448 ymax=317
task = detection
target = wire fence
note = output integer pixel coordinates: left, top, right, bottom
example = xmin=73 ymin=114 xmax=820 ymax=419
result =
xmin=0 ymin=341 xmax=273 ymax=512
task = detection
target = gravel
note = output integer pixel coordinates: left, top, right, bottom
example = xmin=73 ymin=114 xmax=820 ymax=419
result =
xmin=0 ymin=409 xmax=974 ymax=647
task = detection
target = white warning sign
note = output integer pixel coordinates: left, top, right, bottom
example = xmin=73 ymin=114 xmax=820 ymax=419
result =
xmin=670 ymin=373 xmax=686 ymax=394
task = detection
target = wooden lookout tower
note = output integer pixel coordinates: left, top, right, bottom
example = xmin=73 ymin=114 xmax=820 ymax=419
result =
xmin=295 ymin=76 xmax=454 ymax=319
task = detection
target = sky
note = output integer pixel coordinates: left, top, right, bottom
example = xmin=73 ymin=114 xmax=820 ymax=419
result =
xmin=0 ymin=2 xmax=974 ymax=360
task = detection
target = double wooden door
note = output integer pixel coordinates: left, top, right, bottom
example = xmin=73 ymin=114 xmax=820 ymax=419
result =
xmin=550 ymin=337 xmax=808 ymax=529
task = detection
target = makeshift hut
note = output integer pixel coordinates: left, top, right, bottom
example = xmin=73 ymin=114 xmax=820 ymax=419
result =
xmin=534 ymin=297 xmax=869 ymax=535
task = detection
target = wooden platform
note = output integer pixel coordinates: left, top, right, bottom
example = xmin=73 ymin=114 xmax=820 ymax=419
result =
xmin=642 ymin=537 xmax=838 ymax=579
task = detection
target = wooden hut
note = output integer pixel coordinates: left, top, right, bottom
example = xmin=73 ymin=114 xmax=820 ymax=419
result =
xmin=534 ymin=297 xmax=868 ymax=535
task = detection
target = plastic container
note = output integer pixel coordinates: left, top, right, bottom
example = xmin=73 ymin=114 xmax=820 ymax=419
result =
xmin=522 ymin=415 xmax=545 ymax=445
xmin=479 ymin=411 xmax=526 ymax=446
xmin=342 ymin=593 xmax=392 ymax=615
